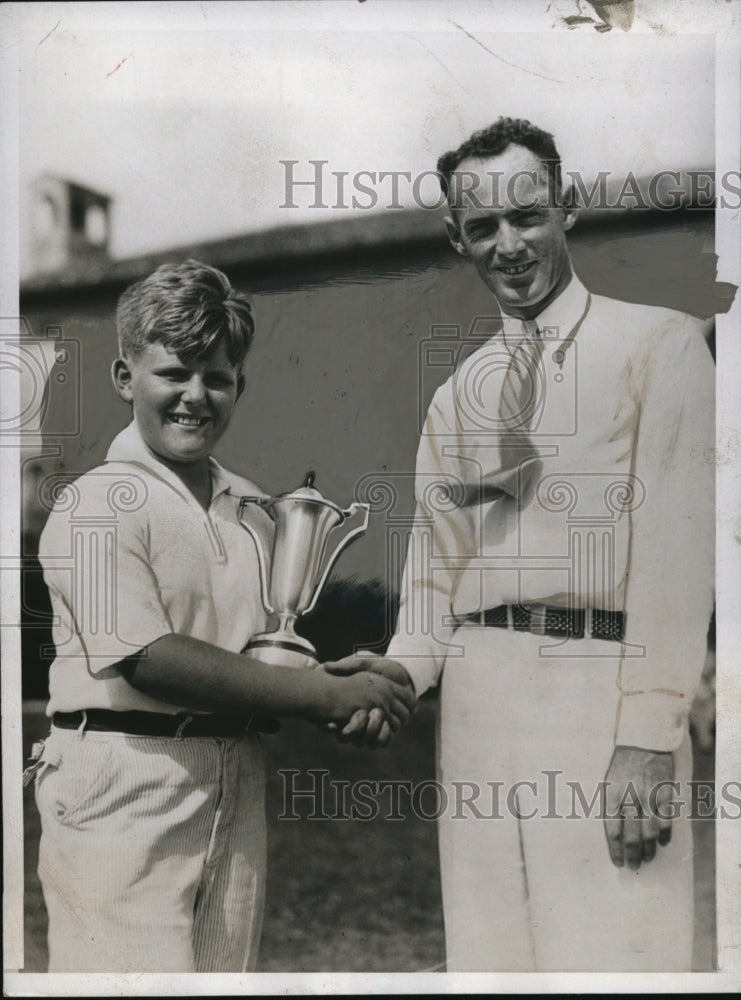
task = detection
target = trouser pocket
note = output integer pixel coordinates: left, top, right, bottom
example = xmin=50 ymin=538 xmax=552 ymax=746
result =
xmin=34 ymin=730 xmax=114 ymax=828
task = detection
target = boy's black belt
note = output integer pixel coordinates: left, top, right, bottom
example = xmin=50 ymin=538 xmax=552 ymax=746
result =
xmin=52 ymin=709 xmax=274 ymax=738
xmin=462 ymin=604 xmax=625 ymax=642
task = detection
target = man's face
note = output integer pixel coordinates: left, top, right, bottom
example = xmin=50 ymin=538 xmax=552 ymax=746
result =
xmin=112 ymin=341 xmax=243 ymax=470
xmin=445 ymin=145 xmax=577 ymax=319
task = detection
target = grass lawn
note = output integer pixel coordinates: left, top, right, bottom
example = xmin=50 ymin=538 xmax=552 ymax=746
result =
xmin=20 ymin=697 xmax=715 ymax=973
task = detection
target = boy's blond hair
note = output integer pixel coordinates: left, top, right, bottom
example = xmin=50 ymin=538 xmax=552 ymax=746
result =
xmin=116 ymin=259 xmax=254 ymax=366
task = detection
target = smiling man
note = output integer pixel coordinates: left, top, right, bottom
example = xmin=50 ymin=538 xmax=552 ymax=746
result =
xmin=443 ymin=138 xmax=576 ymax=318
xmin=338 ymin=117 xmax=716 ymax=970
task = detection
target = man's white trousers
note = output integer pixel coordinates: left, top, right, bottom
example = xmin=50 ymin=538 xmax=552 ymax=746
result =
xmin=437 ymin=625 xmax=695 ymax=972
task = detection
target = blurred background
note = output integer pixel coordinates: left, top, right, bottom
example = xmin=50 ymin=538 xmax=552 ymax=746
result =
xmin=12 ymin=1 xmax=726 ymax=974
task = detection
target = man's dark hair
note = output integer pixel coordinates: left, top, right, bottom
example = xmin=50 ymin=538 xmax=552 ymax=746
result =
xmin=116 ymin=259 xmax=255 ymax=367
xmin=437 ymin=117 xmax=562 ymax=202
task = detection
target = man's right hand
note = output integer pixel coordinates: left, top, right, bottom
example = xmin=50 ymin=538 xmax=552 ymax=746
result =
xmin=321 ymin=666 xmax=413 ymax=741
xmin=320 ymin=654 xmax=415 ymax=748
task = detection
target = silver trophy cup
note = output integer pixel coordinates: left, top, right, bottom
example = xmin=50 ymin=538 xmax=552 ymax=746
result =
xmin=239 ymin=472 xmax=370 ymax=668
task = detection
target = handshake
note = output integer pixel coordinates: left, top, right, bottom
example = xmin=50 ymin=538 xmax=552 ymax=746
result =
xmin=316 ymin=652 xmax=416 ymax=749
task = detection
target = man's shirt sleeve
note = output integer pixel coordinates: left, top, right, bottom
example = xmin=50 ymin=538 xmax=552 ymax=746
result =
xmin=616 ymin=318 xmax=715 ymax=751
xmin=386 ymin=386 xmax=469 ymax=698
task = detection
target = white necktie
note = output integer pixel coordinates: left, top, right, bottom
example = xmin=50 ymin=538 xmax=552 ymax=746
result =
xmin=495 ymin=319 xmax=545 ymax=498
xmin=500 ymin=319 xmax=545 ymax=433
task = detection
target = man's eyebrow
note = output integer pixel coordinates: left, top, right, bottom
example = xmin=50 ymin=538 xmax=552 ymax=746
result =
xmin=502 ymin=198 xmax=547 ymax=216
xmin=461 ymin=201 xmax=544 ymax=231
xmin=462 ymin=216 xmax=496 ymax=234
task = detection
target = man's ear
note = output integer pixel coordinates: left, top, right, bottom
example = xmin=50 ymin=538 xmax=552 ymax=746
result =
xmin=236 ymin=372 xmax=245 ymax=400
xmin=562 ymin=202 xmax=578 ymax=233
xmin=444 ymin=216 xmax=469 ymax=258
xmin=111 ymin=357 xmax=134 ymax=404
xmin=560 ymin=184 xmax=578 ymax=233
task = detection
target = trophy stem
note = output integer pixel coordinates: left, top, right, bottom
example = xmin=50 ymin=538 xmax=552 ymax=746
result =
xmin=277 ymin=611 xmax=298 ymax=635
xmin=244 ymin=611 xmax=319 ymax=669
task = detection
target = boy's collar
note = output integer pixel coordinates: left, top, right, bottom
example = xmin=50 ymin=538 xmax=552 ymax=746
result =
xmin=105 ymin=420 xmax=234 ymax=502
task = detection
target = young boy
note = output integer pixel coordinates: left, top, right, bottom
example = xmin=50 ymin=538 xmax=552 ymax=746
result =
xmin=33 ymin=259 xmax=413 ymax=973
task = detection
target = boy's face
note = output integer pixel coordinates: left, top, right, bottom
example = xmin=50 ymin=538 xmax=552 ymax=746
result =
xmin=112 ymin=341 xmax=244 ymax=469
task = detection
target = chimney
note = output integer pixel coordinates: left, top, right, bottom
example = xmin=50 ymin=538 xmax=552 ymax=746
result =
xmin=29 ymin=175 xmax=112 ymax=275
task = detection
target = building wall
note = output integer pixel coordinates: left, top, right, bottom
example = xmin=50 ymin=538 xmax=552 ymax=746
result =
xmin=18 ymin=209 xmax=717 ymax=685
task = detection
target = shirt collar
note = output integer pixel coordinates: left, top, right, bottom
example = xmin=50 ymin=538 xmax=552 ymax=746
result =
xmin=105 ymin=420 xmax=234 ymax=503
xmin=501 ymin=275 xmax=589 ymax=356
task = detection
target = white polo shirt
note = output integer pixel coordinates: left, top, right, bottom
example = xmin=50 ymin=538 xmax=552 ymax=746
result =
xmin=39 ymin=420 xmax=272 ymax=716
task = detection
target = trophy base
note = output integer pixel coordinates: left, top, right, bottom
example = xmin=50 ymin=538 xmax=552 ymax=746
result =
xmin=244 ymin=632 xmax=319 ymax=670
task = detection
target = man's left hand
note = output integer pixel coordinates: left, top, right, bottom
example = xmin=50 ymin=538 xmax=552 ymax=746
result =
xmin=604 ymin=745 xmax=675 ymax=870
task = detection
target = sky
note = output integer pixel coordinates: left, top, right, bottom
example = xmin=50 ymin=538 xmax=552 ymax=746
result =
xmin=10 ymin=1 xmax=724 ymax=267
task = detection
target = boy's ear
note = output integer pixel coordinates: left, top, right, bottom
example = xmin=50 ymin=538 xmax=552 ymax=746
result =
xmin=444 ymin=215 xmax=469 ymax=258
xmin=111 ymin=357 xmax=134 ymax=404
xmin=236 ymin=372 xmax=245 ymax=400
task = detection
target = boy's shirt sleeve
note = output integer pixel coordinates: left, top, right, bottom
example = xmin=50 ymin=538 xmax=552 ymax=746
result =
xmin=39 ymin=468 xmax=174 ymax=675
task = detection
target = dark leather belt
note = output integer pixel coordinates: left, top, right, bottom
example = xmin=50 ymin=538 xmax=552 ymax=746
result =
xmin=463 ymin=604 xmax=625 ymax=642
xmin=51 ymin=709 xmax=272 ymax=738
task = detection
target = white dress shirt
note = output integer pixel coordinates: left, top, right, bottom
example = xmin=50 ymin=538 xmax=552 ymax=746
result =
xmin=387 ymin=275 xmax=715 ymax=751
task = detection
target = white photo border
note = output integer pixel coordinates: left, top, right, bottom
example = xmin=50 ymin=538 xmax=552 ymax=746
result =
xmin=2 ymin=1 xmax=739 ymax=994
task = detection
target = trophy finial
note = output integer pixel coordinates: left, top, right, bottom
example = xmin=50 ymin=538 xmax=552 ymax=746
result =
xmin=303 ymin=470 xmax=316 ymax=489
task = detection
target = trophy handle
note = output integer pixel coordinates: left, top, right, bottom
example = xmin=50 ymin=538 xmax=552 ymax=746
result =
xmin=239 ymin=497 xmax=275 ymax=615
xmin=302 ymin=502 xmax=371 ymax=616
